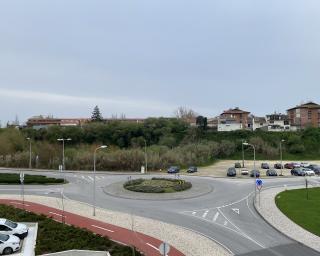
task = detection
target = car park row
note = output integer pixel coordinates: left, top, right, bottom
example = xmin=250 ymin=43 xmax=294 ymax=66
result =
xmin=0 ymin=219 xmax=28 ymax=255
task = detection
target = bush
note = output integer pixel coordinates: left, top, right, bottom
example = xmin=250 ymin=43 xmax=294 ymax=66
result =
xmin=0 ymin=173 xmax=64 ymax=184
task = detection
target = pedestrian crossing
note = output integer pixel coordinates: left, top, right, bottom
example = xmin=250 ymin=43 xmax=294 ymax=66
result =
xmin=75 ymin=175 xmax=105 ymax=183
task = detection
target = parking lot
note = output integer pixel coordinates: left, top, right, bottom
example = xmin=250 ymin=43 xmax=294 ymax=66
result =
xmin=193 ymin=160 xmax=320 ymax=178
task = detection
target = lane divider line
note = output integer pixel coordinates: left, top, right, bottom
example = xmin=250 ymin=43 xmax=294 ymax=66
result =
xmin=10 ymin=202 xmax=30 ymax=207
xmin=213 ymin=212 xmax=219 ymax=222
xmin=49 ymin=211 xmax=66 ymax=218
xmin=91 ymin=225 xmax=114 ymax=233
xmin=146 ymin=243 xmax=159 ymax=251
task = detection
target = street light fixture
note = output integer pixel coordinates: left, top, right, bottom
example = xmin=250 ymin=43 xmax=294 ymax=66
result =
xmin=243 ymin=142 xmax=257 ymax=202
xmin=93 ymin=145 xmax=107 ymax=216
xmin=26 ymin=138 xmax=32 ymax=169
xmin=57 ymin=138 xmax=72 ymax=171
xmin=280 ymin=139 xmax=285 ymax=176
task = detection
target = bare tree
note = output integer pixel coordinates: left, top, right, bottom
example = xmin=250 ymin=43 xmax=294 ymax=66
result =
xmin=174 ymin=106 xmax=198 ymax=120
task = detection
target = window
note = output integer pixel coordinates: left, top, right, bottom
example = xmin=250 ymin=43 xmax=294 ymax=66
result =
xmin=0 ymin=225 xmax=11 ymax=231
xmin=308 ymin=110 xmax=312 ymax=120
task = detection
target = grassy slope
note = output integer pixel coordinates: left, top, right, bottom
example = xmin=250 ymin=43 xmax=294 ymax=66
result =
xmin=0 ymin=205 xmax=141 ymax=256
xmin=276 ymin=188 xmax=320 ymax=236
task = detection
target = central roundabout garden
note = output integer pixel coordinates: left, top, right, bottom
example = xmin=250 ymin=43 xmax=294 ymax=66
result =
xmin=123 ymin=177 xmax=192 ymax=193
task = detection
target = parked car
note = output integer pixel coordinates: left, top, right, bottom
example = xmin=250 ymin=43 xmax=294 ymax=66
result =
xmin=291 ymin=168 xmax=306 ymax=176
xmin=274 ymin=163 xmax=283 ymax=169
xmin=285 ymin=163 xmax=294 ymax=169
xmin=234 ymin=162 xmax=242 ymax=168
xmin=167 ymin=166 xmax=180 ymax=174
xmin=293 ymin=163 xmax=301 ymax=168
xmin=187 ymin=166 xmax=198 ymax=173
xmin=241 ymin=169 xmax=249 ymax=175
xmin=303 ymin=168 xmax=315 ymax=176
xmin=250 ymin=170 xmax=260 ymax=178
xmin=227 ymin=167 xmax=237 ymax=177
xmin=261 ymin=163 xmax=269 ymax=169
xmin=0 ymin=219 xmax=28 ymax=239
xmin=308 ymin=164 xmax=320 ymax=175
xmin=301 ymin=162 xmax=310 ymax=168
xmin=0 ymin=234 xmax=21 ymax=255
xmin=266 ymin=169 xmax=278 ymax=176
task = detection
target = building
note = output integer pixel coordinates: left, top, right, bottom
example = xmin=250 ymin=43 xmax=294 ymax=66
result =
xmin=287 ymin=102 xmax=320 ymax=129
xmin=248 ymin=116 xmax=267 ymax=131
xmin=265 ymin=113 xmax=291 ymax=131
xmin=218 ymin=107 xmax=250 ymax=131
xmin=26 ymin=116 xmax=90 ymax=129
xmin=217 ymin=118 xmax=243 ymax=131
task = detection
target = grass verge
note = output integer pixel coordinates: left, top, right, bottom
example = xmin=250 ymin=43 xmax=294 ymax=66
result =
xmin=0 ymin=204 xmax=142 ymax=256
xmin=0 ymin=173 xmax=64 ymax=184
xmin=276 ymin=187 xmax=320 ymax=236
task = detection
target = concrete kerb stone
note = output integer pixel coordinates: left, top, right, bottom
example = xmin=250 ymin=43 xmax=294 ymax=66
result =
xmin=254 ymin=185 xmax=320 ymax=253
xmin=0 ymin=194 xmax=231 ymax=256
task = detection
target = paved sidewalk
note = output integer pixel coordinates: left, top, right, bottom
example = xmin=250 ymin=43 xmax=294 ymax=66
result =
xmin=0 ymin=195 xmax=231 ymax=256
xmin=254 ymin=185 xmax=320 ymax=253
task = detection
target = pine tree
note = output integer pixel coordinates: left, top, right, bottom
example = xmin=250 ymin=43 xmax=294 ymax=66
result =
xmin=91 ymin=106 xmax=103 ymax=122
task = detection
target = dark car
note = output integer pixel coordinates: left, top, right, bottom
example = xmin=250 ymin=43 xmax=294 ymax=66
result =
xmin=261 ymin=163 xmax=269 ymax=169
xmin=308 ymin=165 xmax=320 ymax=175
xmin=227 ymin=167 xmax=237 ymax=177
xmin=250 ymin=170 xmax=260 ymax=178
xmin=274 ymin=163 xmax=283 ymax=169
xmin=234 ymin=162 xmax=242 ymax=168
xmin=285 ymin=163 xmax=294 ymax=169
xmin=167 ymin=166 xmax=180 ymax=174
xmin=187 ymin=166 xmax=198 ymax=173
xmin=266 ymin=169 xmax=278 ymax=176
xmin=291 ymin=167 xmax=306 ymax=176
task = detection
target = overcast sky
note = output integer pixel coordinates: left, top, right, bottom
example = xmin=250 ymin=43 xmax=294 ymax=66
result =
xmin=0 ymin=0 xmax=319 ymax=124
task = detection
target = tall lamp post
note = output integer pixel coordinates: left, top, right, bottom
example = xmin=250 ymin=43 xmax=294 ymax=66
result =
xmin=93 ymin=145 xmax=107 ymax=216
xmin=241 ymin=139 xmax=245 ymax=168
xmin=144 ymin=139 xmax=148 ymax=174
xmin=280 ymin=139 xmax=285 ymax=176
xmin=26 ymin=137 xmax=32 ymax=169
xmin=57 ymin=138 xmax=72 ymax=171
xmin=243 ymin=142 xmax=256 ymax=201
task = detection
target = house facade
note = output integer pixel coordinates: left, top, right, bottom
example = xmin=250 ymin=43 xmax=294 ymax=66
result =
xmin=287 ymin=102 xmax=320 ymax=129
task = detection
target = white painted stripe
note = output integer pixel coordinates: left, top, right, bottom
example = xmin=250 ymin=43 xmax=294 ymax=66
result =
xmin=81 ymin=175 xmax=85 ymax=179
xmin=192 ymin=211 xmax=196 ymax=215
xmin=96 ymin=176 xmax=101 ymax=180
xmin=88 ymin=176 xmax=94 ymax=181
xmin=49 ymin=211 xmax=65 ymax=217
xmin=202 ymin=210 xmax=209 ymax=218
xmin=224 ymin=221 xmax=228 ymax=226
xmin=146 ymin=243 xmax=159 ymax=251
xmin=91 ymin=225 xmax=114 ymax=233
xmin=10 ymin=202 xmax=30 ymax=207
xmin=213 ymin=212 xmax=219 ymax=222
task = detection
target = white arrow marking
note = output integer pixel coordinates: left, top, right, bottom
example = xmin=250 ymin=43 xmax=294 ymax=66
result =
xmin=232 ymin=208 xmax=240 ymax=215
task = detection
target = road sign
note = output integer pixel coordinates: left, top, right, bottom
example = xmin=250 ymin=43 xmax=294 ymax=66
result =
xmin=159 ymin=242 xmax=170 ymax=256
xmin=20 ymin=172 xmax=24 ymax=183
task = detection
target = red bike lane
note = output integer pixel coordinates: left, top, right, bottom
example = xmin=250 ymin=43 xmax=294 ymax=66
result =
xmin=0 ymin=199 xmax=184 ymax=256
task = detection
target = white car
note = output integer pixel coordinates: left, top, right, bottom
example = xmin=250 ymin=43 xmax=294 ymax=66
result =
xmin=303 ymin=168 xmax=315 ymax=176
xmin=0 ymin=219 xmax=28 ymax=239
xmin=301 ymin=162 xmax=310 ymax=168
xmin=241 ymin=169 xmax=249 ymax=175
xmin=0 ymin=234 xmax=20 ymax=255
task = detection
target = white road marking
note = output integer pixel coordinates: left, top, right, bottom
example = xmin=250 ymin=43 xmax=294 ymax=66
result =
xmin=10 ymin=202 xmax=30 ymax=207
xmin=96 ymin=176 xmax=101 ymax=180
xmin=192 ymin=212 xmax=196 ymax=215
xmin=146 ymin=243 xmax=160 ymax=251
xmin=224 ymin=221 xmax=228 ymax=226
xmin=81 ymin=175 xmax=85 ymax=179
xmin=91 ymin=225 xmax=114 ymax=233
xmin=49 ymin=211 xmax=65 ymax=217
xmin=88 ymin=176 xmax=94 ymax=181
xmin=202 ymin=210 xmax=209 ymax=218
xmin=213 ymin=212 xmax=219 ymax=222
xmin=232 ymin=208 xmax=240 ymax=215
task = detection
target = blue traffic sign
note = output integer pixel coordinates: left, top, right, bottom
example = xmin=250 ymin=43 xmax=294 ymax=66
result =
xmin=256 ymin=179 xmax=263 ymax=187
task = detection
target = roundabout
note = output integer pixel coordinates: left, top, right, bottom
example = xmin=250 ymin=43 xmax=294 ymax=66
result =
xmin=103 ymin=176 xmax=213 ymax=200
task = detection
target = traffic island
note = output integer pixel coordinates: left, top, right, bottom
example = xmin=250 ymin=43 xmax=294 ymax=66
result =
xmin=104 ymin=177 xmax=213 ymax=200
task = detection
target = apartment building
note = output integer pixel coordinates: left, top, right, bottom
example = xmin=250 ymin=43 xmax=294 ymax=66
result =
xmin=218 ymin=107 xmax=250 ymax=131
xmin=287 ymin=102 xmax=320 ymax=129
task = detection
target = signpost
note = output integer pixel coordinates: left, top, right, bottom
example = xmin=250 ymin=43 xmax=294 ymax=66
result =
xmin=159 ymin=242 xmax=170 ymax=256
xmin=20 ymin=172 xmax=25 ymax=209
xmin=256 ymin=179 xmax=263 ymax=207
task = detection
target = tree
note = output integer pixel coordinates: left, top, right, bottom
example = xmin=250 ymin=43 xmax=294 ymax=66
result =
xmin=91 ymin=106 xmax=103 ymax=122
xmin=174 ymin=107 xmax=198 ymax=120
xmin=196 ymin=116 xmax=208 ymax=130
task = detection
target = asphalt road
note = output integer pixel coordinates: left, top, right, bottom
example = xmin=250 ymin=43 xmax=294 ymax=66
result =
xmin=0 ymin=169 xmax=319 ymax=256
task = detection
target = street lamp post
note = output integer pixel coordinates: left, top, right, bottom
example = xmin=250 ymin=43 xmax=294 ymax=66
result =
xmin=144 ymin=139 xmax=148 ymax=174
xmin=57 ymin=138 xmax=72 ymax=171
xmin=26 ymin=138 xmax=32 ymax=169
xmin=241 ymin=139 xmax=245 ymax=168
xmin=243 ymin=142 xmax=256 ymax=201
xmin=280 ymin=140 xmax=285 ymax=176
xmin=93 ymin=145 xmax=107 ymax=216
